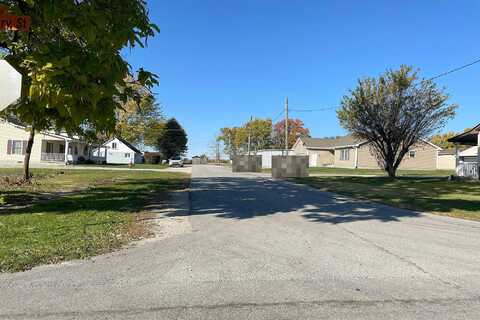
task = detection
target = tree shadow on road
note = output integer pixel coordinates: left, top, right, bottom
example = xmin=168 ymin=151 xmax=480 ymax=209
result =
xmin=174 ymin=176 xmax=421 ymax=224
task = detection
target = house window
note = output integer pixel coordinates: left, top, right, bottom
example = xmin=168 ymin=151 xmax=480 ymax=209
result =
xmin=83 ymin=146 xmax=88 ymax=156
xmin=46 ymin=142 xmax=54 ymax=153
xmin=59 ymin=144 xmax=65 ymax=154
xmin=74 ymin=146 xmax=78 ymax=155
xmin=11 ymin=140 xmax=23 ymax=155
xmin=340 ymin=149 xmax=350 ymax=161
xmin=409 ymin=150 xmax=416 ymax=158
xmin=112 ymin=142 xmax=117 ymax=150
xmin=125 ymin=153 xmax=130 ymax=158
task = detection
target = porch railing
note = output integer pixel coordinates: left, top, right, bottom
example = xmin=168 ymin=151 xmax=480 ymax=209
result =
xmin=41 ymin=152 xmax=65 ymax=162
xmin=456 ymin=162 xmax=478 ymax=179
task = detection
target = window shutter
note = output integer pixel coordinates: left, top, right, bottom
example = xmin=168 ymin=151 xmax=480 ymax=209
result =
xmin=7 ymin=140 xmax=12 ymax=155
xmin=22 ymin=140 xmax=28 ymax=155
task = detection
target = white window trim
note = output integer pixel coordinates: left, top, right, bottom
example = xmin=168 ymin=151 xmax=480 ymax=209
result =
xmin=340 ymin=149 xmax=350 ymax=161
xmin=408 ymin=150 xmax=417 ymax=159
xmin=12 ymin=140 xmax=23 ymax=155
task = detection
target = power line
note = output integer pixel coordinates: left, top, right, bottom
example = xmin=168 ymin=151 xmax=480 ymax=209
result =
xmin=427 ymin=57 xmax=480 ymax=81
xmin=268 ymin=56 xmax=480 ymax=121
xmin=289 ymin=106 xmax=339 ymax=112
xmin=271 ymin=109 xmax=285 ymax=122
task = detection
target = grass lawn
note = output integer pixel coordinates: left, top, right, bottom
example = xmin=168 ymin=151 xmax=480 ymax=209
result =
xmin=0 ymin=168 xmax=189 ymax=273
xmin=294 ymin=175 xmax=480 ymax=221
xmin=76 ymin=163 xmax=169 ymax=170
xmin=263 ymin=167 xmax=454 ymax=177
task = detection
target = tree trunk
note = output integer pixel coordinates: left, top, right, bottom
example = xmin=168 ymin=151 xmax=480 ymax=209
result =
xmin=387 ymin=166 xmax=396 ymax=178
xmin=384 ymin=160 xmax=397 ymax=178
xmin=23 ymin=129 xmax=35 ymax=181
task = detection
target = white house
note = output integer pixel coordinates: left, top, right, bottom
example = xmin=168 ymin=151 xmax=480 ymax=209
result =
xmin=0 ymin=118 xmax=89 ymax=165
xmin=255 ymin=149 xmax=290 ymax=168
xmin=92 ymin=137 xmax=143 ymax=165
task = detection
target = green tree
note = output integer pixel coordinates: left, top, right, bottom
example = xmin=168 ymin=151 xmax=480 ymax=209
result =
xmin=246 ymin=118 xmax=273 ymax=152
xmin=338 ymin=65 xmax=457 ymax=178
xmin=430 ymin=132 xmax=458 ymax=149
xmin=116 ymin=78 xmax=164 ymax=149
xmin=218 ymin=127 xmax=246 ymax=158
xmin=218 ymin=118 xmax=273 ymax=158
xmin=156 ymin=118 xmax=188 ymax=159
xmin=0 ymin=1 xmax=158 ymax=180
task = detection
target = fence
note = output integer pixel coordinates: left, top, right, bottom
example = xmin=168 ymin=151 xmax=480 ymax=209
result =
xmin=456 ymin=162 xmax=478 ymax=179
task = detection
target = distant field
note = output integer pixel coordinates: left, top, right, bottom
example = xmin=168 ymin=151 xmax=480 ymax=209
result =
xmin=0 ymin=168 xmax=189 ymax=272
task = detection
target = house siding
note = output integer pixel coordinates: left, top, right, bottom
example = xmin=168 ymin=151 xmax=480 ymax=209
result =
xmin=334 ymin=148 xmax=356 ymax=168
xmin=292 ymin=140 xmax=308 ymax=155
xmin=103 ymin=138 xmax=142 ymax=164
xmin=311 ymin=150 xmax=334 ymax=166
xmin=357 ymin=141 xmax=439 ymax=170
xmin=437 ymin=154 xmax=456 ymax=170
xmin=292 ymin=140 xmax=334 ymax=167
xmin=0 ymin=121 xmax=48 ymax=164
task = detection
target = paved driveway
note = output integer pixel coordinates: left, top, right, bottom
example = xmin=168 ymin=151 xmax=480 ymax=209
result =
xmin=1 ymin=165 xmax=480 ymax=319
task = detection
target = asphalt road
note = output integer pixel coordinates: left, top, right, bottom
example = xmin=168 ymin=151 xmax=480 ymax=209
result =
xmin=1 ymin=165 xmax=480 ymax=319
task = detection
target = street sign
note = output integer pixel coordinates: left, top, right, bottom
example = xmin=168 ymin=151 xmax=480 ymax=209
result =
xmin=0 ymin=5 xmax=31 ymax=32
xmin=0 ymin=60 xmax=22 ymax=111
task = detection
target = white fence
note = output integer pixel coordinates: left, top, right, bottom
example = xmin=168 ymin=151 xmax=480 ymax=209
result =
xmin=456 ymin=162 xmax=478 ymax=179
xmin=41 ymin=153 xmax=65 ymax=162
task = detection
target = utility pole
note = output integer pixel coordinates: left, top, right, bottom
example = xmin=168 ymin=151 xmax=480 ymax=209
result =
xmin=247 ymin=115 xmax=253 ymax=156
xmin=284 ymin=96 xmax=289 ymax=155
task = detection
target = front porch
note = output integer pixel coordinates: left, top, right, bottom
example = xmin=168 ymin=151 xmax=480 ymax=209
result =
xmin=40 ymin=139 xmax=90 ymax=164
xmin=448 ymin=123 xmax=480 ymax=179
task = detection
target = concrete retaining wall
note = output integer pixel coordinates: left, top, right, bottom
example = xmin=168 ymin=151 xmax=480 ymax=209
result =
xmin=232 ymin=155 xmax=262 ymax=172
xmin=271 ymin=156 xmax=309 ymax=179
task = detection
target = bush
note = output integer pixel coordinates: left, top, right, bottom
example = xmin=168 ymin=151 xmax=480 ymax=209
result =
xmin=77 ymin=156 xmax=86 ymax=164
xmin=144 ymin=152 xmax=161 ymax=164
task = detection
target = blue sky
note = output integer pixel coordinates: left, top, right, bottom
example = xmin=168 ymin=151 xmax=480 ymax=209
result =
xmin=123 ymin=0 xmax=480 ymax=157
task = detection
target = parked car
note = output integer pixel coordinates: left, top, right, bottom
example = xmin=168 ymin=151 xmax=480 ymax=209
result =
xmin=169 ymin=157 xmax=184 ymax=167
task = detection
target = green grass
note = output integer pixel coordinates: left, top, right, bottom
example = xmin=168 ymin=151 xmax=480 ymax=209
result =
xmin=76 ymin=163 xmax=169 ymax=170
xmin=0 ymin=168 xmax=189 ymax=272
xmin=294 ymin=175 xmax=480 ymax=221
xmin=263 ymin=167 xmax=454 ymax=177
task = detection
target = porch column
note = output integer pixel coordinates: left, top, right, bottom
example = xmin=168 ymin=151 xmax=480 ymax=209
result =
xmin=477 ymin=132 xmax=480 ymax=180
xmin=455 ymin=143 xmax=459 ymax=168
xmin=64 ymin=139 xmax=69 ymax=164
xmin=354 ymin=147 xmax=359 ymax=169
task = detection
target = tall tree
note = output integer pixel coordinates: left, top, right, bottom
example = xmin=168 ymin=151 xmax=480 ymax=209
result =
xmin=218 ymin=118 xmax=273 ymax=158
xmin=156 ymin=118 xmax=188 ymax=159
xmin=430 ymin=132 xmax=458 ymax=149
xmin=338 ymin=65 xmax=457 ymax=177
xmin=273 ymin=118 xmax=310 ymax=149
xmin=218 ymin=127 xmax=244 ymax=159
xmin=246 ymin=118 xmax=273 ymax=152
xmin=0 ymin=1 xmax=158 ymax=180
xmin=115 ymin=78 xmax=164 ymax=149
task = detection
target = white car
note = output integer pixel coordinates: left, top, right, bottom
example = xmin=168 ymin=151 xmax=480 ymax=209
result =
xmin=169 ymin=157 xmax=184 ymax=167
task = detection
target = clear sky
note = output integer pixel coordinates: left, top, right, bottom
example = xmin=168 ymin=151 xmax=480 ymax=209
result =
xmin=123 ymin=0 xmax=480 ymax=157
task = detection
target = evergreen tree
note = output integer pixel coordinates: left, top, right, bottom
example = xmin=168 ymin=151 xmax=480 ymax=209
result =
xmin=157 ymin=118 xmax=188 ymax=159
